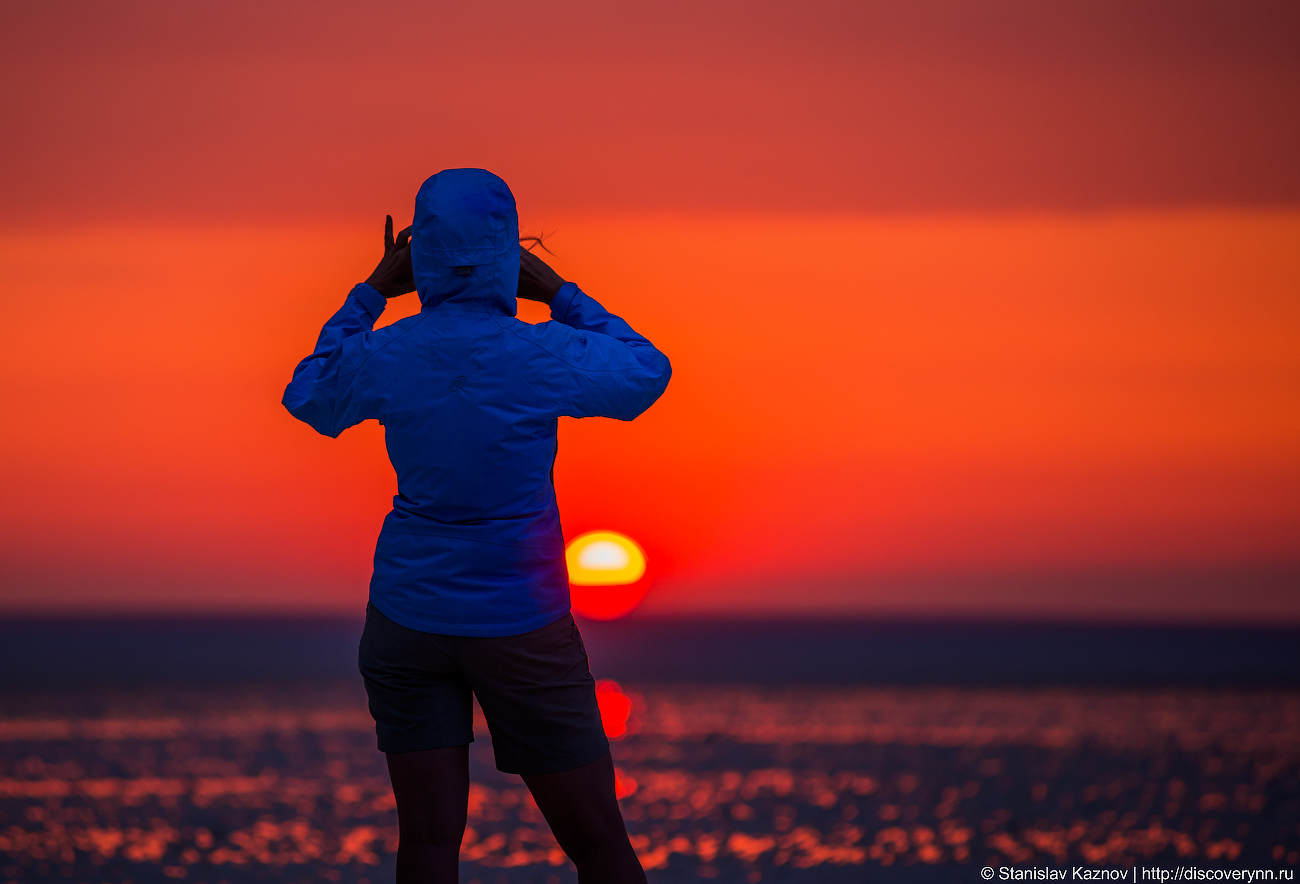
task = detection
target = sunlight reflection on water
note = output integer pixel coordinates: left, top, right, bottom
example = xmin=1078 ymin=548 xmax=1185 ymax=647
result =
xmin=0 ymin=684 xmax=1297 ymax=882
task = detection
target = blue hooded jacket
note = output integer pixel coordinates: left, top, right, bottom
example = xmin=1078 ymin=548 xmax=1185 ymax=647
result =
xmin=283 ymin=169 xmax=671 ymax=636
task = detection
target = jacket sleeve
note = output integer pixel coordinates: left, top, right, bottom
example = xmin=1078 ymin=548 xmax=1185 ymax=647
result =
xmin=539 ymin=282 xmax=672 ymax=420
xmin=282 ymin=283 xmax=387 ymax=437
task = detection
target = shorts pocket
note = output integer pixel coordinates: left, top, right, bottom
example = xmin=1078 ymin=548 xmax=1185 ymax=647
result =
xmin=493 ymin=615 xmax=589 ymax=686
xmin=569 ymin=620 xmax=591 ymax=664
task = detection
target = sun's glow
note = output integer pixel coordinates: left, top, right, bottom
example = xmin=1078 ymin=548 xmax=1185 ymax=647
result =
xmin=565 ymin=531 xmax=646 ymax=586
xmin=577 ymin=540 xmax=631 ymax=571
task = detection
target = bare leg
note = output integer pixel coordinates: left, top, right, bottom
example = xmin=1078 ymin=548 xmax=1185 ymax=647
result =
xmin=522 ymin=751 xmax=646 ymax=884
xmin=385 ymin=745 xmax=470 ymax=884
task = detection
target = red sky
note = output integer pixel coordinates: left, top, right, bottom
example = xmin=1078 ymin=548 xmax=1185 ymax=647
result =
xmin=3 ymin=0 xmax=1298 ymax=220
xmin=1 ymin=1 xmax=1297 ymax=620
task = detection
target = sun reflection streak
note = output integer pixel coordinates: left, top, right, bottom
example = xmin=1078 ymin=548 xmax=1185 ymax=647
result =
xmin=0 ymin=684 xmax=1295 ymax=877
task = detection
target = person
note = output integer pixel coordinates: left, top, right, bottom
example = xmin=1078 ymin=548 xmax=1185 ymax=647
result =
xmin=282 ymin=168 xmax=670 ymax=883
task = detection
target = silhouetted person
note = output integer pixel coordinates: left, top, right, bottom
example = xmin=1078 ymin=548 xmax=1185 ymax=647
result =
xmin=283 ymin=169 xmax=670 ymax=883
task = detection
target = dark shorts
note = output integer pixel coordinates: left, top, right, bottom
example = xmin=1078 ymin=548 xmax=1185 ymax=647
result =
xmin=358 ymin=603 xmax=609 ymax=775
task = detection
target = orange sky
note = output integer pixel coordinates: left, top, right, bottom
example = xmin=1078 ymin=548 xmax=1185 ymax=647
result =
xmin=2 ymin=213 xmax=1297 ymax=619
xmin=1 ymin=1 xmax=1298 ymax=620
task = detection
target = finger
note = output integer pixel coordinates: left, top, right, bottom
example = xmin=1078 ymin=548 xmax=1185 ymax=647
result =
xmin=385 ymin=215 xmax=394 ymax=250
xmin=396 ymin=225 xmax=413 ymax=248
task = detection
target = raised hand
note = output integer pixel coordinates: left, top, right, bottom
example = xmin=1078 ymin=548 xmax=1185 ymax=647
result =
xmin=518 ymin=246 xmax=566 ymax=305
xmin=364 ymin=215 xmax=416 ymax=299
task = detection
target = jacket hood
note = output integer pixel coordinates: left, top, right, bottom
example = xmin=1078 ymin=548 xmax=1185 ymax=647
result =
xmin=411 ymin=169 xmax=519 ymax=315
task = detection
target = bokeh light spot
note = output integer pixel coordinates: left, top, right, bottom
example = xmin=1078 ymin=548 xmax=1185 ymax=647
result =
xmin=595 ymin=679 xmax=635 ymax=740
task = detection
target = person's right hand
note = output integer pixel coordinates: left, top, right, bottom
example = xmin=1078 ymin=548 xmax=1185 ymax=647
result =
xmin=518 ymin=247 xmax=566 ymax=305
xmin=364 ymin=215 xmax=416 ymax=299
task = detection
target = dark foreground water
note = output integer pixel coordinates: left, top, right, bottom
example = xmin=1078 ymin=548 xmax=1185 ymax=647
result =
xmin=1 ymin=618 xmax=1298 ymax=884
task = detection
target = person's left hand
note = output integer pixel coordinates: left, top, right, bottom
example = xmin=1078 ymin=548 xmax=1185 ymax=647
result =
xmin=364 ymin=215 xmax=415 ymax=299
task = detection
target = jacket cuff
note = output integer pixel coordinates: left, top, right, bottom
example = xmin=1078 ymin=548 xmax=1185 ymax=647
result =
xmin=352 ymin=283 xmax=388 ymax=322
xmin=549 ymin=282 xmax=581 ymax=324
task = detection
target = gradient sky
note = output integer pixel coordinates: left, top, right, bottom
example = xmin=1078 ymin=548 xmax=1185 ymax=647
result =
xmin=2 ymin=1 xmax=1298 ymax=620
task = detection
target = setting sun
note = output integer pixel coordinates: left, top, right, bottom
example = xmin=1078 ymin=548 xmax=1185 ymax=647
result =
xmin=566 ymin=531 xmax=650 ymax=620
xmin=566 ymin=532 xmax=647 ymax=586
